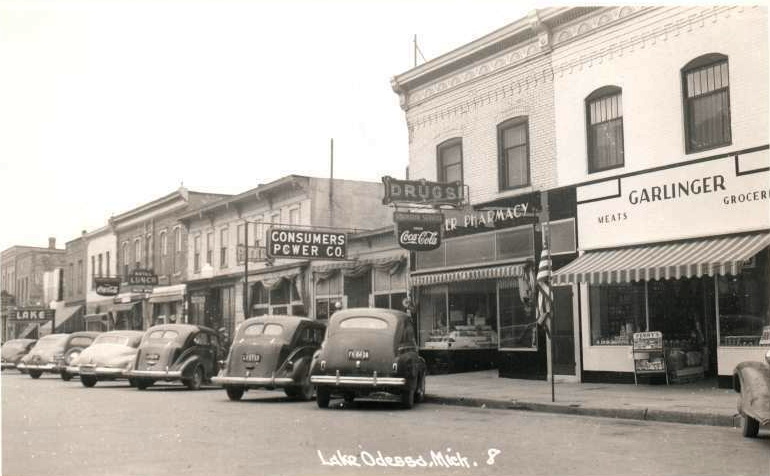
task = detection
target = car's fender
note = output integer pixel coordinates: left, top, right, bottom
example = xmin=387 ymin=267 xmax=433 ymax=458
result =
xmin=733 ymin=360 xmax=770 ymax=425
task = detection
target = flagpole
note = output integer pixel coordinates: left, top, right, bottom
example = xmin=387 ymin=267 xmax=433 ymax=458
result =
xmin=547 ymin=215 xmax=554 ymax=403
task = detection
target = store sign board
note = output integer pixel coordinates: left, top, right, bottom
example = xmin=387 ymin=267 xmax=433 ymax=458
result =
xmin=632 ymin=331 xmax=663 ymax=350
xmin=267 ymin=228 xmax=347 ymax=260
xmin=127 ymin=269 xmax=159 ymax=286
xmin=12 ymin=308 xmax=54 ymax=321
xmin=381 ymin=176 xmax=464 ymax=206
xmin=577 ymin=149 xmax=770 ymax=249
xmin=393 ymin=211 xmax=443 ymax=251
xmin=94 ymin=277 xmax=121 ymax=296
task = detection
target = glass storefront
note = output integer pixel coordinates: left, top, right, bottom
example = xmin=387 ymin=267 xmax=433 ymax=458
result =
xmin=251 ymin=278 xmax=305 ymax=317
xmin=718 ymin=248 xmax=769 ymax=346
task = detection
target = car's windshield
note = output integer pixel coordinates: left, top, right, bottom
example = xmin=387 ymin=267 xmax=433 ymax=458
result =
xmin=32 ymin=336 xmax=67 ymax=349
xmin=338 ymin=317 xmax=389 ymax=330
xmin=243 ymin=323 xmax=284 ymax=336
xmin=94 ymin=335 xmax=132 ymax=346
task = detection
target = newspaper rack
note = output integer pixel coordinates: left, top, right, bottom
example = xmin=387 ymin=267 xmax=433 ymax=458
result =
xmin=632 ymin=331 xmax=669 ymax=385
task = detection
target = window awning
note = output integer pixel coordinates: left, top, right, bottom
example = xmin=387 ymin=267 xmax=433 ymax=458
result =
xmin=311 ymin=254 xmax=406 ymax=273
xmin=148 ymin=285 xmax=186 ymax=304
xmin=553 ymin=232 xmax=770 ymax=285
xmin=111 ymin=301 xmax=140 ymax=313
xmin=55 ymin=304 xmax=83 ymax=331
xmin=410 ymin=263 xmax=526 ymax=287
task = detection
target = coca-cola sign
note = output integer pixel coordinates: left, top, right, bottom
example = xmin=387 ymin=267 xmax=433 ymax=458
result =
xmin=394 ymin=211 xmax=443 ymax=251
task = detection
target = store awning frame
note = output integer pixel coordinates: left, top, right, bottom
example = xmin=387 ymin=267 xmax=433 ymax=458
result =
xmin=409 ymin=263 xmax=527 ymax=287
xmin=111 ymin=301 xmax=140 ymax=313
xmin=553 ymin=232 xmax=770 ymax=285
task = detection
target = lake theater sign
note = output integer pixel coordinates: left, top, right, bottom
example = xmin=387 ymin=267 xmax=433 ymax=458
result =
xmin=576 ymin=148 xmax=770 ymax=250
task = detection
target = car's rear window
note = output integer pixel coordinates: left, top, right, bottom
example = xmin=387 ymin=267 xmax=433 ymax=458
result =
xmin=94 ymin=335 xmax=131 ymax=346
xmin=243 ymin=323 xmax=284 ymax=336
xmin=33 ymin=336 xmax=67 ymax=349
xmin=339 ymin=317 xmax=389 ymax=330
xmin=147 ymin=330 xmax=179 ymax=340
xmin=2 ymin=341 xmax=29 ymax=351
xmin=70 ymin=337 xmax=93 ymax=347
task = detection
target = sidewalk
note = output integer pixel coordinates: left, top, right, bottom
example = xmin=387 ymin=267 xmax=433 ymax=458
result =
xmin=424 ymin=370 xmax=742 ymax=428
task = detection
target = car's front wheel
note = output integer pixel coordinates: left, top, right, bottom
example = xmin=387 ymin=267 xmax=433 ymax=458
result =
xmin=60 ymin=371 xmax=73 ymax=381
xmin=29 ymin=370 xmax=42 ymax=379
xmin=742 ymin=415 xmax=760 ymax=438
xmin=316 ymin=387 xmax=331 ymax=408
xmin=185 ymin=365 xmax=204 ymax=390
xmin=135 ymin=379 xmax=153 ymax=390
xmin=226 ymin=386 xmax=245 ymax=401
xmin=81 ymin=375 xmax=98 ymax=388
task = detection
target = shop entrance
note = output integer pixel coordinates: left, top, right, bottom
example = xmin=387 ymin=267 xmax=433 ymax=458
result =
xmin=552 ymin=286 xmax=576 ymax=376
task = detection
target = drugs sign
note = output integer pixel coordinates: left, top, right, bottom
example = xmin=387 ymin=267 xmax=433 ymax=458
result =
xmin=267 ymin=228 xmax=347 ymax=260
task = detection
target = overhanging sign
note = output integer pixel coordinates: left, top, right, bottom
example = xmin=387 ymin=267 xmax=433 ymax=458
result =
xmin=267 ymin=228 xmax=347 ymax=260
xmin=127 ymin=269 xmax=159 ymax=286
xmin=394 ymin=211 xmax=443 ymax=251
xmin=94 ymin=277 xmax=121 ymax=296
xmin=382 ymin=176 xmax=464 ymax=206
xmin=12 ymin=308 xmax=54 ymax=321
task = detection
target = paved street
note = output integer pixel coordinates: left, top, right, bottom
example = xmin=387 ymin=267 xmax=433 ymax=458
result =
xmin=2 ymin=372 xmax=769 ymax=476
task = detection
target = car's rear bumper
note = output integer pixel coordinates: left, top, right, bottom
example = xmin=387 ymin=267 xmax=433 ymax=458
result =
xmin=1 ymin=362 xmax=17 ymax=369
xmin=128 ymin=369 xmax=183 ymax=379
xmin=21 ymin=363 xmax=57 ymax=372
xmin=75 ymin=366 xmax=127 ymax=378
xmin=311 ymin=374 xmax=406 ymax=387
xmin=211 ymin=375 xmax=294 ymax=387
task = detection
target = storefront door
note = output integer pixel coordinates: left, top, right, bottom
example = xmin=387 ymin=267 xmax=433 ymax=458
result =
xmin=552 ymin=286 xmax=575 ymax=376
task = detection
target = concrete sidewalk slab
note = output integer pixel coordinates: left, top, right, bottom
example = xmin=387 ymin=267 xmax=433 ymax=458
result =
xmin=424 ymin=370 xmax=742 ymax=428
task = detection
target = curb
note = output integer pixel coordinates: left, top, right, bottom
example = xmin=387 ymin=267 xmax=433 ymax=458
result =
xmin=424 ymin=395 xmax=741 ymax=428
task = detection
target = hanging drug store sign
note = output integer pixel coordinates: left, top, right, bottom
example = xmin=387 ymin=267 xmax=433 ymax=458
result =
xmin=267 ymin=228 xmax=347 ymax=260
xmin=381 ymin=176 xmax=464 ymax=206
xmin=394 ymin=211 xmax=443 ymax=251
xmin=576 ymin=148 xmax=770 ymax=250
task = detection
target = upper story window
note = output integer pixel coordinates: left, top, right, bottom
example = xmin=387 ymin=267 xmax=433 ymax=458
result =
xmin=682 ymin=53 xmax=731 ymax=153
xmin=289 ymin=207 xmax=300 ymax=226
xmin=160 ymin=231 xmax=168 ymax=256
xmin=220 ymin=228 xmax=229 ymax=268
xmin=498 ymin=117 xmax=530 ymax=190
xmin=437 ymin=138 xmax=463 ymax=184
xmin=133 ymin=239 xmax=142 ymax=269
xmin=206 ymin=231 xmax=213 ymax=265
xmin=586 ymin=86 xmax=624 ymax=173
xmin=193 ymin=235 xmax=201 ymax=273
xmin=122 ymin=242 xmax=129 ymax=278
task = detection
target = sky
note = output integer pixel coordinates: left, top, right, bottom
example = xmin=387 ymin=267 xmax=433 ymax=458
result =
xmin=0 ymin=0 xmax=547 ymax=251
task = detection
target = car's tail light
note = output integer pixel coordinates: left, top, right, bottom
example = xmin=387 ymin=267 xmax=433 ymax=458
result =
xmin=320 ymin=360 xmax=326 ymax=371
xmin=392 ymin=362 xmax=398 ymax=373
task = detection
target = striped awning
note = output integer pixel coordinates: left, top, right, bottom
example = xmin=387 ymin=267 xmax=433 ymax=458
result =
xmin=553 ymin=232 xmax=770 ymax=285
xmin=410 ymin=263 xmax=526 ymax=287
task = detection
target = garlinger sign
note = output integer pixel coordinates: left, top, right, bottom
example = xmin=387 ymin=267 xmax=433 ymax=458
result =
xmin=393 ymin=211 xmax=443 ymax=251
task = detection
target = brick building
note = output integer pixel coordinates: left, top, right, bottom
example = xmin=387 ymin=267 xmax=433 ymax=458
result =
xmin=1 ymin=238 xmax=66 ymax=339
xmin=108 ymin=187 xmax=231 ymax=331
xmin=179 ymin=175 xmax=393 ymax=340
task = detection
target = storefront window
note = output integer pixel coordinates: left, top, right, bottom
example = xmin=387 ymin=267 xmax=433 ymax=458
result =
xmin=719 ymin=249 xmax=770 ymax=346
xmin=315 ymin=272 xmax=342 ymax=321
xmin=252 ymin=278 xmax=305 ymax=316
xmin=373 ymin=262 xmax=407 ymax=311
xmin=418 ymin=281 xmax=498 ymax=350
xmin=589 ymin=282 xmax=646 ymax=345
xmin=498 ymin=279 xmax=535 ymax=349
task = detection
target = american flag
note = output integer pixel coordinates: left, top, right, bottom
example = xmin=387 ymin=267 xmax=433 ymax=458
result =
xmin=536 ymin=248 xmax=552 ymax=337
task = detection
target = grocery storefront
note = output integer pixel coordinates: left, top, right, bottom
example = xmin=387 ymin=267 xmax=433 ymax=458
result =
xmin=554 ymin=147 xmax=770 ymax=386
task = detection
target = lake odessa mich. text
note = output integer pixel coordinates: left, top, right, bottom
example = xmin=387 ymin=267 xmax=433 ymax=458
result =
xmin=317 ymin=448 xmax=501 ymax=469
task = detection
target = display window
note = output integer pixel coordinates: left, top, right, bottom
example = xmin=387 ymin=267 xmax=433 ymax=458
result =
xmin=314 ymin=272 xmax=343 ymax=321
xmin=498 ymin=278 xmax=537 ymax=350
xmin=417 ymin=281 xmax=501 ymax=350
xmin=373 ymin=262 xmax=407 ymax=312
xmin=152 ymin=302 xmax=180 ymax=325
xmin=718 ymin=248 xmax=769 ymax=346
xmin=251 ymin=279 xmax=304 ymax=317
xmin=589 ymin=282 xmax=646 ymax=345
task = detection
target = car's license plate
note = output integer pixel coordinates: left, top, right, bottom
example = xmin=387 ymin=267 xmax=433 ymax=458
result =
xmin=145 ymin=353 xmax=160 ymax=361
xmin=347 ymin=349 xmax=369 ymax=360
xmin=242 ymin=353 xmax=261 ymax=363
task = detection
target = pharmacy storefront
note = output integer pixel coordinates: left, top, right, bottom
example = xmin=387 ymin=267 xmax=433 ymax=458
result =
xmin=554 ymin=147 xmax=770 ymax=386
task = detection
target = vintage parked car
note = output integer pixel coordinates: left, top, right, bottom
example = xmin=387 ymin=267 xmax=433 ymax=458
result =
xmin=18 ymin=334 xmax=70 ymax=378
xmin=733 ymin=349 xmax=770 ymax=437
xmin=66 ymin=330 xmax=145 ymax=387
xmin=1 ymin=339 xmax=37 ymax=372
xmin=309 ymin=308 xmax=427 ymax=409
xmin=56 ymin=331 xmax=102 ymax=381
xmin=127 ymin=324 xmax=225 ymax=390
xmin=212 ymin=316 xmax=326 ymax=401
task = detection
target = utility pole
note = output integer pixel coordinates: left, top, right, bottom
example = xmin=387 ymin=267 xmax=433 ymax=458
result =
xmin=242 ymin=219 xmax=249 ymax=323
xmin=329 ymin=138 xmax=334 ymax=226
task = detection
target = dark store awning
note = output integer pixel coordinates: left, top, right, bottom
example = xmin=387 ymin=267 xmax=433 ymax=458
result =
xmin=553 ymin=232 xmax=770 ymax=285
xmin=409 ymin=263 xmax=526 ymax=287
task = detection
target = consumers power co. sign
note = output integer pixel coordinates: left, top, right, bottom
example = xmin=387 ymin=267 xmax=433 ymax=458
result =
xmin=267 ymin=228 xmax=347 ymax=260
xmin=576 ymin=148 xmax=770 ymax=250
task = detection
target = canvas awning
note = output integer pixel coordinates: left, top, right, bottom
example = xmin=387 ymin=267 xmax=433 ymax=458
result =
xmin=553 ymin=232 xmax=770 ymax=285
xmin=54 ymin=304 xmax=83 ymax=331
xmin=409 ymin=263 xmax=527 ymax=287
xmin=148 ymin=284 xmax=186 ymax=304
xmin=111 ymin=301 xmax=140 ymax=313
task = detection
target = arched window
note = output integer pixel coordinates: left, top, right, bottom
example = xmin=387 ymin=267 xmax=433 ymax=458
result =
xmin=586 ymin=86 xmax=624 ymax=173
xmin=682 ymin=53 xmax=731 ymax=153
xmin=497 ymin=117 xmax=530 ymax=190
xmin=436 ymin=138 xmax=463 ymax=183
